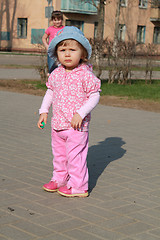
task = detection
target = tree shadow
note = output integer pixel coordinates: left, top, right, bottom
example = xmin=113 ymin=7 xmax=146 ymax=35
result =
xmin=87 ymin=137 xmax=126 ymax=192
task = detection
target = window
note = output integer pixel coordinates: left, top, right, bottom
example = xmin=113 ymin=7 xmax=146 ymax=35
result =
xmin=65 ymin=20 xmax=84 ymax=31
xmin=153 ymin=27 xmax=160 ymax=44
xmin=151 ymin=0 xmax=160 ymax=8
xmin=120 ymin=0 xmax=127 ymax=7
xmin=0 ymin=32 xmax=10 ymax=41
xmin=118 ymin=24 xmax=126 ymax=41
xmin=31 ymin=29 xmax=45 ymax=44
xmin=137 ymin=25 xmax=146 ymax=43
xmin=17 ymin=18 xmax=27 ymax=38
xmin=139 ymin=0 xmax=148 ymax=8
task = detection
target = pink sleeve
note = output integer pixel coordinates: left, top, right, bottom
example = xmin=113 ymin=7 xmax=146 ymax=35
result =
xmin=39 ymin=89 xmax=53 ymax=114
xmin=77 ymin=92 xmax=100 ymax=119
xmin=45 ymin=27 xmax=50 ymax=36
xmin=83 ymin=70 xmax=101 ymax=97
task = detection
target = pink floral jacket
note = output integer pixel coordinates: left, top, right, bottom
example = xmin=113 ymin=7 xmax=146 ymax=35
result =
xmin=46 ymin=64 xmax=101 ymax=131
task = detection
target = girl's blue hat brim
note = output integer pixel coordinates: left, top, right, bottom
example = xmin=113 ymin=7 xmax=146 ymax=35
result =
xmin=48 ymin=26 xmax=92 ymax=59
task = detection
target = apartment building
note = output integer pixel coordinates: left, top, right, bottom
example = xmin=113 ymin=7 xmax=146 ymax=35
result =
xmin=0 ymin=0 xmax=160 ymax=54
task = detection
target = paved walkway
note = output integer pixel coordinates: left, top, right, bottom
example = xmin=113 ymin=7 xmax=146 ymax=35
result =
xmin=1 ymin=68 xmax=160 ymax=80
xmin=0 ymin=90 xmax=160 ymax=240
xmin=0 ymin=53 xmax=160 ymax=80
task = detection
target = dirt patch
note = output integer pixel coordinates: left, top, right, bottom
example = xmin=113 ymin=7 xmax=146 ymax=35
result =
xmin=100 ymin=95 xmax=160 ymax=113
xmin=1 ymin=79 xmax=160 ymax=113
xmin=0 ymin=79 xmax=45 ymax=96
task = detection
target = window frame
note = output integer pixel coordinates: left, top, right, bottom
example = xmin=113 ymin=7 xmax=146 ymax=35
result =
xmin=137 ymin=25 xmax=146 ymax=44
xmin=65 ymin=20 xmax=84 ymax=32
xmin=118 ymin=24 xmax=126 ymax=41
xmin=120 ymin=0 xmax=127 ymax=7
xmin=139 ymin=0 xmax=148 ymax=9
xmin=17 ymin=18 xmax=27 ymax=39
xmin=153 ymin=26 xmax=160 ymax=44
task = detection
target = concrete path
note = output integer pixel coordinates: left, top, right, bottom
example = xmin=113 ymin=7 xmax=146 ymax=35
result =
xmin=0 ymin=68 xmax=40 ymax=80
xmin=0 ymin=68 xmax=160 ymax=80
xmin=0 ymin=90 xmax=160 ymax=240
xmin=0 ymin=53 xmax=160 ymax=80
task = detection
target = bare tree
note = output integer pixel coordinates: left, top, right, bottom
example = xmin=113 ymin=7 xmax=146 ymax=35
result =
xmin=70 ymin=0 xmax=105 ymax=77
xmin=91 ymin=0 xmax=105 ymax=77
xmin=0 ymin=1 xmax=4 ymax=48
xmin=0 ymin=0 xmax=17 ymax=51
xmin=144 ymin=43 xmax=158 ymax=84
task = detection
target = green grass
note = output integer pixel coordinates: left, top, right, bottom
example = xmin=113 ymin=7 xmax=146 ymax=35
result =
xmin=101 ymin=80 xmax=160 ymax=102
xmin=33 ymin=79 xmax=160 ymax=102
xmin=14 ymin=79 xmax=160 ymax=102
xmin=93 ymin=66 xmax=160 ymax=71
xmin=35 ymin=82 xmax=47 ymax=90
xmin=22 ymin=80 xmax=47 ymax=90
xmin=0 ymin=64 xmax=37 ymax=69
xmin=0 ymin=52 xmax=41 ymax=56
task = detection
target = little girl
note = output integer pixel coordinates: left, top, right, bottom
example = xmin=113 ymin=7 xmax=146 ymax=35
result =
xmin=37 ymin=26 xmax=101 ymax=197
xmin=42 ymin=11 xmax=64 ymax=73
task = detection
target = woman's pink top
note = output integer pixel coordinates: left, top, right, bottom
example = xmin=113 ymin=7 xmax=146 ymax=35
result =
xmin=40 ymin=64 xmax=101 ymax=131
xmin=45 ymin=26 xmax=64 ymax=44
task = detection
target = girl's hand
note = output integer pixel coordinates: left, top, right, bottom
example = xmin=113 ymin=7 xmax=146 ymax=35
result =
xmin=37 ymin=113 xmax=48 ymax=129
xmin=71 ymin=113 xmax=82 ymax=130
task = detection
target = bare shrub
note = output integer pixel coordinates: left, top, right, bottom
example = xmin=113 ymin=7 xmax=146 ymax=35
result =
xmin=35 ymin=44 xmax=48 ymax=84
xmin=106 ymin=40 xmax=136 ymax=85
xmin=144 ymin=43 xmax=157 ymax=84
xmin=89 ymin=38 xmax=107 ymax=78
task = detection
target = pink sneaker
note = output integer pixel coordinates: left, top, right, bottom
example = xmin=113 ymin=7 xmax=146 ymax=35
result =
xmin=58 ymin=186 xmax=88 ymax=198
xmin=43 ymin=181 xmax=59 ymax=192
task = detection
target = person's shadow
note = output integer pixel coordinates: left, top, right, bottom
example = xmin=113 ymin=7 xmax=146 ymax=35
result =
xmin=87 ymin=137 xmax=126 ymax=192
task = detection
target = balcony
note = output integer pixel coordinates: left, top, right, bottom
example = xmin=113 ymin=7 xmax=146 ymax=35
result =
xmin=61 ymin=0 xmax=98 ymax=15
xmin=150 ymin=7 xmax=160 ymax=22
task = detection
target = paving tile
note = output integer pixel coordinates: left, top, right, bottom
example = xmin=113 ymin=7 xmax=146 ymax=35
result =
xmin=0 ymin=225 xmax=34 ymax=240
xmin=149 ymin=228 xmax=160 ymax=238
xmin=11 ymin=220 xmax=55 ymax=237
xmin=135 ymin=193 xmax=160 ymax=204
xmin=96 ymin=199 xmax=130 ymax=209
xmin=140 ymin=208 xmax=160 ymax=219
xmin=29 ymin=212 xmax=71 ymax=226
xmin=108 ymin=189 xmax=140 ymax=200
xmin=0 ymin=191 xmax=27 ymax=207
xmin=133 ymin=232 xmax=160 ymax=240
xmin=97 ymin=216 xmax=137 ymax=230
xmin=65 ymin=208 xmax=107 ymax=223
xmin=79 ymin=205 xmax=119 ymax=219
xmin=65 ymin=228 xmax=105 ymax=240
xmin=127 ymin=212 xmax=160 ymax=227
xmin=114 ymin=222 xmax=153 ymax=236
xmin=150 ymin=189 xmax=160 ymax=198
xmin=123 ymin=196 xmax=159 ymax=208
xmin=35 ymin=233 xmax=73 ymax=240
xmin=81 ymin=224 xmax=126 ymax=239
xmin=46 ymin=218 xmax=89 ymax=233
xmin=121 ymin=238 xmax=135 ymax=240
xmin=15 ymin=201 xmax=58 ymax=215
xmin=3 ymin=205 xmax=42 ymax=220
xmin=0 ymin=213 xmax=21 ymax=226
xmin=8 ymin=189 xmax=46 ymax=202
xmin=0 ymin=235 xmax=10 ymax=240
xmin=112 ymin=203 xmax=146 ymax=214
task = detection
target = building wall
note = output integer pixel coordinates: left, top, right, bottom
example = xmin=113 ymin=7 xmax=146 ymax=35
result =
xmin=0 ymin=0 xmax=159 ymax=54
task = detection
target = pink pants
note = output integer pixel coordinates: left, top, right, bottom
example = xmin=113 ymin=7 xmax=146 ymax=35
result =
xmin=51 ymin=128 xmax=89 ymax=191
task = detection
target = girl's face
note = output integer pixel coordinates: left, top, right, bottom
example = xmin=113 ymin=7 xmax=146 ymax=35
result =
xmin=57 ymin=40 xmax=83 ymax=71
xmin=52 ymin=18 xmax=62 ymax=28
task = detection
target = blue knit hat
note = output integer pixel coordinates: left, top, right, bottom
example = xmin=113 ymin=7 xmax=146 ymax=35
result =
xmin=48 ymin=26 xmax=92 ymax=59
